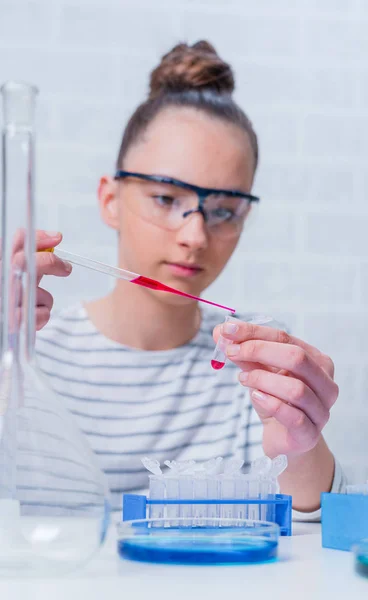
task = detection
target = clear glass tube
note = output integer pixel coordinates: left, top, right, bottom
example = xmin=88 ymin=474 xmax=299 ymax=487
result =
xmin=55 ymin=248 xmax=138 ymax=281
xmin=0 ymin=81 xmax=111 ymax=576
xmin=0 ymin=81 xmax=36 ymax=505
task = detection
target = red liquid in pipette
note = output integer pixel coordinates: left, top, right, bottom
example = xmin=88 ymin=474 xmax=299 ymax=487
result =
xmin=132 ymin=275 xmax=235 ymax=313
xmin=211 ymin=360 xmax=225 ymax=370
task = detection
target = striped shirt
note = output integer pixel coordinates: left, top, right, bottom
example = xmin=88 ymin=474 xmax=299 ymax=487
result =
xmin=36 ymin=304 xmax=264 ymax=511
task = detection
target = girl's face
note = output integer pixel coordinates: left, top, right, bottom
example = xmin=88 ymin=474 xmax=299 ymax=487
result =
xmin=99 ymin=107 xmax=255 ymax=306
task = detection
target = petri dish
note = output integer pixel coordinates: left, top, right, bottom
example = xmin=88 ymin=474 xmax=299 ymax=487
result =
xmin=117 ymin=517 xmax=279 ymax=565
xmin=354 ymin=539 xmax=368 ymax=578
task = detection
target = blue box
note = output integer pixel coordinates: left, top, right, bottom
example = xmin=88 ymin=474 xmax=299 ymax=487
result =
xmin=321 ymin=492 xmax=368 ymax=551
xmin=122 ymin=493 xmax=292 ymax=536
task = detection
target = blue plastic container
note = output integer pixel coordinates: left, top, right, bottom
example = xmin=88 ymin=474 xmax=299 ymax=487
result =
xmin=321 ymin=492 xmax=368 ymax=551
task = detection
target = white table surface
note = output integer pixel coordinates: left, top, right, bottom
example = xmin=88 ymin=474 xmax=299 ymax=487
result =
xmin=0 ymin=522 xmax=367 ymax=600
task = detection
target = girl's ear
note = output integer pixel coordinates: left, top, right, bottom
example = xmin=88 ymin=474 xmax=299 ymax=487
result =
xmin=98 ymin=176 xmax=120 ymax=230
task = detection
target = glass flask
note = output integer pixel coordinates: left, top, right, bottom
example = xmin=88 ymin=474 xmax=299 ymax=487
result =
xmin=0 ymin=81 xmax=110 ymax=576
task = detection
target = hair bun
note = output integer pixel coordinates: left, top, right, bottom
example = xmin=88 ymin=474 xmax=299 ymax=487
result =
xmin=149 ymin=41 xmax=235 ymax=99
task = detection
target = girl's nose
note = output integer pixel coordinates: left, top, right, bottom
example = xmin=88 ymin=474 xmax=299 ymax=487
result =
xmin=175 ymin=211 xmax=209 ymax=250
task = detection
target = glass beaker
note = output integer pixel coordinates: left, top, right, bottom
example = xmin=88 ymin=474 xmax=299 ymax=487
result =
xmin=0 ymin=81 xmax=110 ymax=576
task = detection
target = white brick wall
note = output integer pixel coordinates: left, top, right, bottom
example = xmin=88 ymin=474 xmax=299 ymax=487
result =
xmin=2 ymin=0 xmax=368 ymax=479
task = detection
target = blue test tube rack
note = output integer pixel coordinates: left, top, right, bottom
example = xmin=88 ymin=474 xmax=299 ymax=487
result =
xmin=122 ymin=493 xmax=292 ymax=536
xmin=322 ymin=492 xmax=368 ymax=551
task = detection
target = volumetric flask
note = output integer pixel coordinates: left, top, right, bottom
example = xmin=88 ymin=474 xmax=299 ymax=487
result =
xmin=0 ymin=81 xmax=110 ymax=576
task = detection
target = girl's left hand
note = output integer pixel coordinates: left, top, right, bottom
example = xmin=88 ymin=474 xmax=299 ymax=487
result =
xmin=213 ymin=321 xmax=339 ymax=458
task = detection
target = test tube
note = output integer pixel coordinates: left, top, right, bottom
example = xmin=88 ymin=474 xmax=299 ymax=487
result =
xmin=235 ymin=474 xmax=250 ymax=521
xmin=219 ymin=475 xmax=236 ymax=523
xmin=211 ymin=315 xmax=276 ymax=371
xmin=193 ymin=474 xmax=208 ymax=526
xmin=178 ymin=475 xmax=193 ymax=526
xmin=142 ymin=457 xmax=164 ymax=523
xmin=201 ymin=458 xmax=222 ymax=526
xmin=211 ymin=315 xmax=239 ymax=370
xmin=246 ymin=476 xmax=259 ymax=521
xmin=165 ymin=476 xmax=180 ymax=526
xmin=207 ymin=476 xmax=220 ymax=526
xmin=259 ymin=478 xmax=271 ymax=521
xmin=268 ymin=454 xmax=287 ymax=521
xmin=148 ymin=475 xmax=165 ymax=521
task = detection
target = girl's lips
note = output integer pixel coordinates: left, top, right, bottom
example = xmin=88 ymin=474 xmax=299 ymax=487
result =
xmin=165 ymin=262 xmax=203 ymax=278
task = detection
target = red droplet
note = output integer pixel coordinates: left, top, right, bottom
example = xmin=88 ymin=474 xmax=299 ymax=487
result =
xmin=211 ymin=359 xmax=225 ymax=370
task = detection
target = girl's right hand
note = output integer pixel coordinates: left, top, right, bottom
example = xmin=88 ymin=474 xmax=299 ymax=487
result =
xmin=34 ymin=231 xmax=72 ymax=330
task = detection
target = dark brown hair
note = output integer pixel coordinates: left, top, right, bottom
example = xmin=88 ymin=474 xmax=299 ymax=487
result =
xmin=116 ymin=41 xmax=258 ymax=171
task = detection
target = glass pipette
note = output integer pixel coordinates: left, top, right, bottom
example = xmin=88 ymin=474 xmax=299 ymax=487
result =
xmin=43 ymin=248 xmax=236 ymax=313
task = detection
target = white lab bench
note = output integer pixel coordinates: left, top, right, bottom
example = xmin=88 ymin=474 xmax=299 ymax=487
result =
xmin=0 ymin=522 xmax=366 ymax=600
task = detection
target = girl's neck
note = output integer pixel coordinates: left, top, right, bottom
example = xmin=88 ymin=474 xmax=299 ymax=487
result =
xmin=85 ymin=279 xmax=201 ymax=351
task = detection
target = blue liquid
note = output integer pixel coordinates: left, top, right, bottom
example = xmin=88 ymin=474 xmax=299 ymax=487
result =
xmin=355 ymin=541 xmax=368 ymax=578
xmin=356 ymin=553 xmax=368 ymax=578
xmin=118 ymin=536 xmax=277 ymax=565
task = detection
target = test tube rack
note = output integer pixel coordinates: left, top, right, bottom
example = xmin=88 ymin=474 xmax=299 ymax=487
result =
xmin=122 ymin=493 xmax=292 ymax=536
xmin=322 ymin=492 xmax=368 ymax=551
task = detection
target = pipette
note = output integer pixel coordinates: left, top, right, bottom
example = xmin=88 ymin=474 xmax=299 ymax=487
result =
xmin=42 ymin=248 xmax=236 ymax=313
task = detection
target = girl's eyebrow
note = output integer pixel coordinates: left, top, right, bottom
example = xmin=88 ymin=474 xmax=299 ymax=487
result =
xmin=133 ymin=178 xmax=189 ymax=193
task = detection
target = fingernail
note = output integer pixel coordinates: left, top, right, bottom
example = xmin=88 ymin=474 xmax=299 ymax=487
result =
xmin=252 ymin=390 xmax=267 ymax=402
xmin=44 ymin=231 xmax=60 ymax=237
xmin=223 ymin=322 xmax=238 ymax=334
xmin=63 ymin=260 xmax=72 ymax=272
xmin=239 ymin=372 xmax=249 ymax=383
xmin=226 ymin=344 xmax=240 ymax=357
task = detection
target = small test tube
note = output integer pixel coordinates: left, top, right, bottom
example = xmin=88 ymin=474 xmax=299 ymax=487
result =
xmin=149 ymin=475 xmax=166 ymax=521
xmin=193 ymin=474 xmax=208 ymax=526
xmin=221 ymin=458 xmax=244 ymax=522
xmin=198 ymin=457 xmax=222 ymax=525
xmin=178 ymin=475 xmax=194 ymax=526
xmin=259 ymin=478 xmax=271 ymax=521
xmin=235 ymin=475 xmax=250 ymax=521
xmin=267 ymin=454 xmax=288 ymax=520
xmin=141 ymin=458 xmax=166 ymax=525
xmin=211 ymin=315 xmax=239 ymax=370
xmin=220 ymin=475 xmax=236 ymax=523
xmin=207 ymin=476 xmax=220 ymax=526
xmin=266 ymin=477 xmax=278 ymax=523
xmin=165 ymin=476 xmax=180 ymax=526
xmin=248 ymin=456 xmax=272 ymax=520
xmin=211 ymin=315 xmax=276 ymax=371
xmin=247 ymin=476 xmax=260 ymax=521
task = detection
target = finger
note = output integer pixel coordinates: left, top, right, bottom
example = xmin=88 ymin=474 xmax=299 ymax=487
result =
xmin=214 ymin=321 xmax=333 ymax=375
xmin=239 ymin=369 xmax=329 ymax=429
xmin=10 ymin=230 xmax=65 ymax=275
xmin=13 ymin=250 xmax=72 ymax=283
xmin=36 ymin=230 xmax=63 ymax=251
xmin=251 ymin=390 xmax=320 ymax=453
xmin=35 ymin=251 xmax=72 ymax=285
xmin=235 ymin=361 xmax=279 ymax=374
xmin=11 ymin=229 xmax=62 ymax=255
xmin=35 ymin=306 xmax=52 ymax=330
xmin=16 ymin=305 xmax=51 ymax=330
xmin=36 ymin=287 xmax=54 ymax=312
xmin=212 ymin=323 xmax=279 ymax=374
xmin=226 ymin=340 xmax=338 ymax=410
xmin=14 ymin=288 xmax=53 ymax=328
